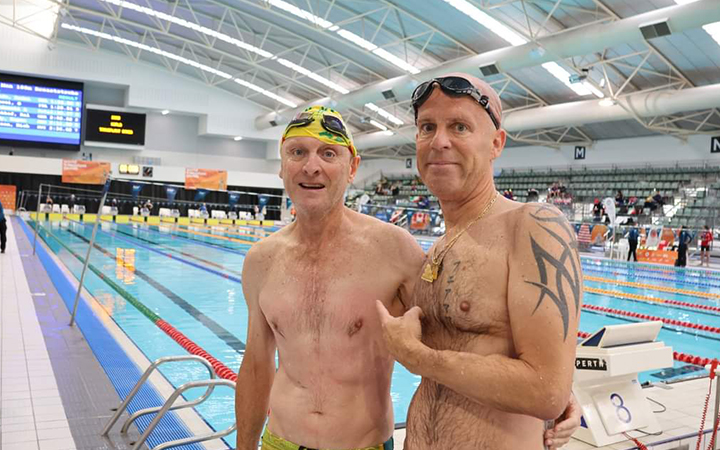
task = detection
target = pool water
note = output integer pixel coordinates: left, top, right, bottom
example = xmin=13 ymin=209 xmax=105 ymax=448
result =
xmin=29 ymin=219 xmax=720 ymax=443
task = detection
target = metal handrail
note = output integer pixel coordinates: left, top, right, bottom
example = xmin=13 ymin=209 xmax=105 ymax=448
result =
xmin=102 ymin=355 xmax=217 ymax=438
xmin=134 ymin=379 xmax=237 ymax=450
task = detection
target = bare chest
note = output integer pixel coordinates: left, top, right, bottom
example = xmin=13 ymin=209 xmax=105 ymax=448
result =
xmin=259 ymin=254 xmax=399 ymax=342
xmin=414 ymin=230 xmax=512 ymax=349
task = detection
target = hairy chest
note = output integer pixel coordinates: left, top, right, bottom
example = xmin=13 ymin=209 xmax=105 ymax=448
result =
xmin=259 ymin=253 xmax=399 ymax=342
xmin=413 ymin=234 xmax=512 ymax=348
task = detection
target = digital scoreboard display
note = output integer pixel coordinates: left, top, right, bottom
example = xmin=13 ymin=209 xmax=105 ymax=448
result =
xmin=85 ymin=109 xmax=146 ymax=146
xmin=0 ymin=73 xmax=84 ymax=150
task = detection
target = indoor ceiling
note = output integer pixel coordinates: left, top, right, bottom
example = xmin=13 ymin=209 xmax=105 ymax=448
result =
xmin=3 ymin=0 xmax=720 ymax=157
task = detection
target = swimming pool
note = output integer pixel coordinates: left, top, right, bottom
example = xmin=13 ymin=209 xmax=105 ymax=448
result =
xmin=27 ymin=218 xmax=720 ymax=445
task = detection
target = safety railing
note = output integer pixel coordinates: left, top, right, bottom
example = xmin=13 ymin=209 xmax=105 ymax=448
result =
xmin=102 ymin=355 xmax=237 ymax=450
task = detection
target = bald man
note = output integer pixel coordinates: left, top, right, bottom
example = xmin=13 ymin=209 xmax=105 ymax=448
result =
xmin=378 ymin=72 xmax=583 ymax=449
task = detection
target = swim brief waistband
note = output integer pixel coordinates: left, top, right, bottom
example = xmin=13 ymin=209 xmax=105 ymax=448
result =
xmin=261 ymin=428 xmax=394 ymax=450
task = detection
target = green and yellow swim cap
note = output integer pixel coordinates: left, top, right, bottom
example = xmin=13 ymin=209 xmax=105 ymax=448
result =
xmin=281 ymin=105 xmax=356 ymax=157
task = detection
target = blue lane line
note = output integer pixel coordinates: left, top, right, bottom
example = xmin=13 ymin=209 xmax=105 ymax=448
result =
xmin=16 ymin=219 xmax=204 ymax=450
xmin=134 ymin=223 xmax=250 ymax=256
xmin=71 ymin=220 xmax=243 ymax=284
xmin=61 ymin=227 xmax=246 ymax=354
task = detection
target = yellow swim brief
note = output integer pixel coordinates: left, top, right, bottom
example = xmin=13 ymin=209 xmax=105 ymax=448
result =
xmin=261 ymin=428 xmax=394 ymax=450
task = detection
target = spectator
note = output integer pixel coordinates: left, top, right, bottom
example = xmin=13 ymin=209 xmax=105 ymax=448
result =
xmin=675 ymin=226 xmax=692 ymax=267
xmin=527 ymin=188 xmax=539 ymax=202
xmin=375 ymin=181 xmax=384 ymax=195
xmin=548 ymin=182 xmax=559 ymax=199
xmin=415 ymin=195 xmax=430 ymax=209
xmin=652 ymin=190 xmax=664 ymax=208
xmin=391 ymin=183 xmax=400 ymax=196
xmin=700 ymin=225 xmax=713 ymax=267
xmin=592 ymin=199 xmax=604 ymax=222
xmin=615 ymin=190 xmax=624 ymax=207
xmin=644 ymin=194 xmax=658 ymax=212
xmin=0 ymin=200 xmax=6 ymax=254
xmin=626 ymin=222 xmax=639 ymax=262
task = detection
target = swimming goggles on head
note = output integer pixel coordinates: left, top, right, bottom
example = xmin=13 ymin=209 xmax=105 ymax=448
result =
xmin=411 ymin=76 xmax=500 ymax=130
xmin=286 ymin=110 xmax=351 ymax=143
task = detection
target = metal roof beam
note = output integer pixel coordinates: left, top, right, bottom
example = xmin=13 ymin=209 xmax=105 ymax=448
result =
xmin=256 ymin=0 xmax=720 ymax=130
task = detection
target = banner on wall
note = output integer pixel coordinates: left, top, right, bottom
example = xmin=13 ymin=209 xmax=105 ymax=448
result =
xmin=131 ymin=183 xmax=143 ymax=200
xmin=61 ymin=160 xmax=111 ymax=185
xmin=166 ymin=187 xmax=177 ymax=202
xmin=185 ymin=168 xmax=228 ymax=190
xmin=258 ymin=195 xmax=270 ymax=210
xmin=0 ymin=185 xmax=17 ymax=212
xmin=194 ymin=189 xmax=208 ymax=202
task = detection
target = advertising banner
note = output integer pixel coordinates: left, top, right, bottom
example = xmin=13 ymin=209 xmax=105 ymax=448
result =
xmin=185 ymin=168 xmax=227 ymax=190
xmin=62 ymin=160 xmax=111 ymax=185
xmin=0 ymin=185 xmax=16 ymax=212
xmin=637 ymin=249 xmax=678 ymax=265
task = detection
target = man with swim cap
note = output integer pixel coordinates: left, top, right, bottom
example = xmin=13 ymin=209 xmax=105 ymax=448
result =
xmin=235 ymin=105 xmax=579 ymax=450
xmin=377 ymin=73 xmax=582 ymax=449
xmin=235 ymin=105 xmax=422 ymax=450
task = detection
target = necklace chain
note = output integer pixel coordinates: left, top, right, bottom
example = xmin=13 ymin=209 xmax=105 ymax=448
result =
xmin=431 ymin=192 xmax=499 ymax=268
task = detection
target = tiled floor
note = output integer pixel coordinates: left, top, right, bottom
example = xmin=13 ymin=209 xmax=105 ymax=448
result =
xmin=1 ymin=219 xmax=77 ymax=450
xmin=3 ymin=217 xmax=720 ymax=450
xmin=562 ymin=377 xmax=720 ymax=449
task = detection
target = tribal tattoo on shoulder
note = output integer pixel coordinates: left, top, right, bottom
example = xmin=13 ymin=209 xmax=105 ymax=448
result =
xmin=524 ymin=204 xmax=582 ymax=341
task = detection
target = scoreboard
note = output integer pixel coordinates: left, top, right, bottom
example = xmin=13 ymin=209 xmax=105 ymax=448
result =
xmin=0 ymin=73 xmax=83 ymax=150
xmin=85 ymin=109 xmax=146 ymax=146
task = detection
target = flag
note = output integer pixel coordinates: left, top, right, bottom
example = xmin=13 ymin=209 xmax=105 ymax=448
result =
xmin=194 ymin=189 xmax=208 ymax=202
xmin=166 ymin=187 xmax=177 ymax=202
xmin=131 ymin=183 xmax=143 ymax=200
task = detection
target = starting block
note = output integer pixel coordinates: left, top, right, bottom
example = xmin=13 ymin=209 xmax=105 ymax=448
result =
xmin=573 ymin=321 xmax=673 ymax=447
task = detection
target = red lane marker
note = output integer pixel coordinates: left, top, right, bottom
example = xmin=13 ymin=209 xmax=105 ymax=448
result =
xmin=155 ymin=319 xmax=238 ymax=382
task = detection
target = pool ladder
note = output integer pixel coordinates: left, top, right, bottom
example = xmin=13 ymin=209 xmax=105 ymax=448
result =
xmin=102 ymin=355 xmax=237 ymax=450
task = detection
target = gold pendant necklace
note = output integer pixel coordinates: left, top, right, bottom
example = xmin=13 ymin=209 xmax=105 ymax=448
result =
xmin=421 ymin=193 xmax=499 ymax=283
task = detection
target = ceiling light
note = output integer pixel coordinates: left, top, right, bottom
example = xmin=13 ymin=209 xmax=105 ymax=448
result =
xmin=234 ymin=136 xmax=243 ymax=141
xmin=161 ymin=110 xmax=170 ymax=115
xmin=369 ymin=120 xmax=388 ymax=131
xmin=266 ymin=0 xmax=333 ymax=28
xmin=232 ymin=78 xmax=297 ymax=108
xmin=266 ymin=0 xmax=421 ymax=74
xmin=365 ymin=103 xmax=404 ymax=126
xmin=443 ymin=0 xmax=527 ymax=47
xmin=442 ymin=0 xmax=608 ymax=98
xmin=599 ymin=98 xmax=616 ymax=107
xmin=673 ymin=0 xmax=720 ymax=46
xmin=96 ymin=0 xmax=356 ymax=95
xmin=372 ymin=49 xmax=421 ymax=74
xmin=61 ymin=24 xmax=298 ymax=108
xmin=99 ymin=0 xmax=273 ymax=58
xmin=276 ymin=58 xmax=350 ymax=94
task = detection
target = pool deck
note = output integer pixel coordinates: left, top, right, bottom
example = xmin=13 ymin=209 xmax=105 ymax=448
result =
xmin=2 ymin=216 xmax=719 ymax=450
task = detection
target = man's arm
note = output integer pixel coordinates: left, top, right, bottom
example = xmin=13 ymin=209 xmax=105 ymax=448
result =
xmin=390 ymin=226 xmax=427 ymax=315
xmin=378 ymin=204 xmax=582 ymax=420
xmin=235 ymin=246 xmax=277 ymax=450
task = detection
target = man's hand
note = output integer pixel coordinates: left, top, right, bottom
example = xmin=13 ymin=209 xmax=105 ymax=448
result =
xmin=376 ymin=300 xmax=427 ymax=374
xmin=544 ymin=393 xmax=581 ymax=449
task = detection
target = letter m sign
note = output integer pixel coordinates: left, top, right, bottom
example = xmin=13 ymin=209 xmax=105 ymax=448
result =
xmin=574 ymin=146 xmax=586 ymax=160
xmin=712 ymin=136 xmax=720 ymax=153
